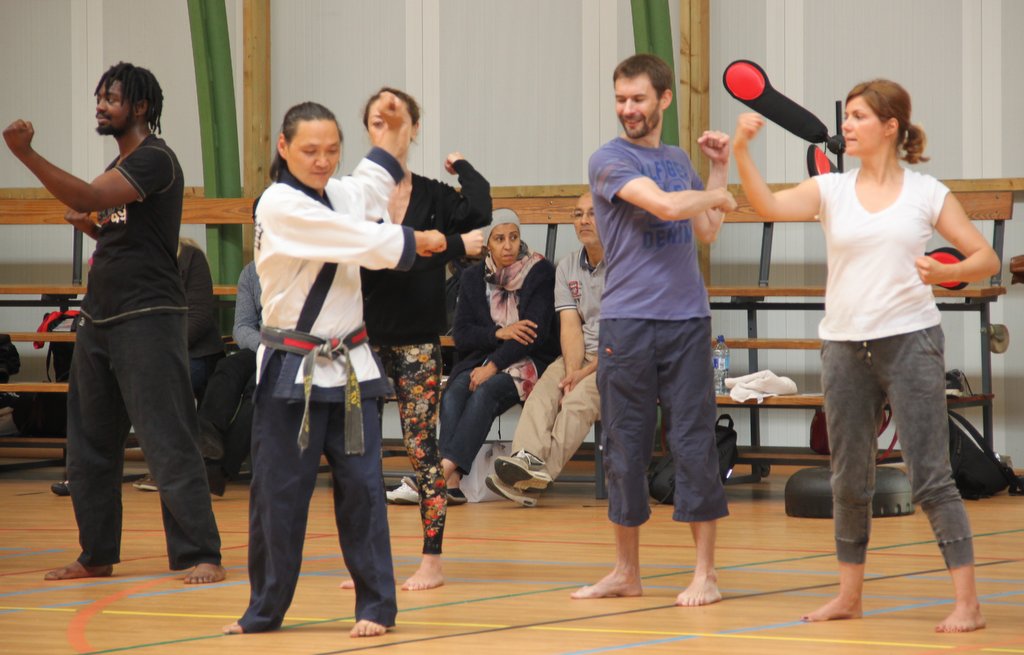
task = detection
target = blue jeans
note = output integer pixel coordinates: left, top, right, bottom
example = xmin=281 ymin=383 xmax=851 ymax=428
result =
xmin=439 ymin=369 xmax=520 ymax=473
xmin=822 ymin=325 xmax=973 ymax=568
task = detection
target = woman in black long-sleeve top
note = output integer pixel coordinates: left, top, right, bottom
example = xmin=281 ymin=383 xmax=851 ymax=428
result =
xmin=359 ymin=87 xmax=490 ymax=591
xmin=439 ymin=212 xmax=559 ymax=497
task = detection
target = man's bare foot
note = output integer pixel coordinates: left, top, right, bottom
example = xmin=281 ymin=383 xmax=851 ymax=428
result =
xmin=570 ymin=570 xmax=642 ymax=599
xmin=183 ymin=563 xmax=226 ymax=584
xmin=44 ymin=561 xmax=113 ymax=581
xmin=675 ymin=572 xmax=722 ymax=607
xmin=402 ymin=556 xmax=444 ymax=591
xmin=936 ymin=604 xmax=985 ymax=633
xmin=801 ymin=595 xmax=862 ymax=622
xmin=350 ymin=619 xmax=388 ymax=638
xmin=222 ymin=622 xmax=244 ymax=635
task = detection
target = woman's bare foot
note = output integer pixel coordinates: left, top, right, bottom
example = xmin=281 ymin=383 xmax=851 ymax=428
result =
xmin=402 ymin=555 xmax=444 ymax=591
xmin=339 ymin=578 xmax=354 ymax=590
xmin=675 ymin=572 xmax=721 ymax=607
xmin=222 ymin=622 xmax=244 ymax=635
xmin=183 ymin=563 xmax=226 ymax=584
xmin=44 ymin=561 xmax=113 ymax=581
xmin=350 ymin=619 xmax=388 ymax=637
xmin=570 ymin=569 xmax=642 ymax=599
xmin=802 ymin=595 xmax=862 ymax=622
xmin=936 ymin=604 xmax=985 ymax=633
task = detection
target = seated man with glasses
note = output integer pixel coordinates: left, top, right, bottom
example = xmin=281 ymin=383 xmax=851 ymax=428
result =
xmin=486 ymin=192 xmax=605 ymax=506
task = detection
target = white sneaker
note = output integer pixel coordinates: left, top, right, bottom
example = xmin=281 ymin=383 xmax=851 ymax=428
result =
xmin=494 ymin=450 xmax=552 ymax=490
xmin=132 ymin=475 xmax=158 ymax=492
xmin=386 ymin=476 xmax=420 ymax=505
xmin=485 ymin=474 xmax=539 ymax=507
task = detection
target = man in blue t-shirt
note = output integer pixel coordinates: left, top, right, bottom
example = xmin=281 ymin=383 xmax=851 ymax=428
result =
xmin=571 ymin=54 xmax=736 ymax=607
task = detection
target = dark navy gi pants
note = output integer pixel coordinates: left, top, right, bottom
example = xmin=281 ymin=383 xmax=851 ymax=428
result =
xmin=239 ymin=352 xmax=397 ymax=633
xmin=67 ymin=312 xmax=222 ymax=569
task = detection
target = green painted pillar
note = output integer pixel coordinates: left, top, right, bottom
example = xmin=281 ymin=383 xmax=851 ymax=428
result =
xmin=630 ymin=0 xmax=680 ymax=147
xmin=188 ymin=0 xmax=243 ymax=331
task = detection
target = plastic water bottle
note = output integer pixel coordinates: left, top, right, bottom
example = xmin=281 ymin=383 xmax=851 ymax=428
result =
xmin=712 ymin=335 xmax=730 ymax=395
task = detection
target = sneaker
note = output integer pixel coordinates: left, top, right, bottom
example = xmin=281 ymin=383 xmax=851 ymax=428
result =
xmin=50 ymin=480 xmax=70 ymax=497
xmin=945 ymin=369 xmax=973 ymax=398
xmin=133 ymin=476 xmax=159 ymax=492
xmin=386 ymin=477 xmax=420 ymax=505
xmin=494 ymin=450 xmax=553 ymax=490
xmin=446 ymin=487 xmax=468 ymax=506
xmin=485 ymin=474 xmax=539 ymax=507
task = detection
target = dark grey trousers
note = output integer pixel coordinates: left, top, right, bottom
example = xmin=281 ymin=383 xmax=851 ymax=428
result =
xmin=822 ymin=325 xmax=973 ymax=568
xmin=67 ymin=312 xmax=222 ymax=570
xmin=598 ymin=317 xmax=729 ymax=526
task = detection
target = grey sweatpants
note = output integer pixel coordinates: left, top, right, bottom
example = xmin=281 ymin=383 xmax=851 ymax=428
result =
xmin=821 ymin=325 xmax=973 ymax=568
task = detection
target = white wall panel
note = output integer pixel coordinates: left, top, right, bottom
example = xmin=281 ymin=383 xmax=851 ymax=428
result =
xmin=270 ymin=0 xmax=407 ymax=177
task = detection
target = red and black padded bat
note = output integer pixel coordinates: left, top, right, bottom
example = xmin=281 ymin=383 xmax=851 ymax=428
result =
xmin=925 ymin=247 xmax=967 ymax=290
xmin=724 ymin=60 xmax=845 ymax=175
xmin=807 ymin=144 xmax=838 ymax=177
xmin=724 ymin=60 xmax=830 ymax=144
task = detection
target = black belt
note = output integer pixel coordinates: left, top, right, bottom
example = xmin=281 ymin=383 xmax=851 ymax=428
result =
xmin=261 ymin=324 xmax=369 ymax=455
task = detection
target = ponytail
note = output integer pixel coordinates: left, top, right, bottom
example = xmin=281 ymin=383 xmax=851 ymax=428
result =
xmin=901 ymin=123 xmax=929 ymax=164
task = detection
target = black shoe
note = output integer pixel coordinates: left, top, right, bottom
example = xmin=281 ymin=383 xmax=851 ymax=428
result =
xmin=196 ymin=417 xmax=225 ymax=460
xmin=206 ymin=462 xmax=227 ymax=497
xmin=945 ymin=369 xmax=973 ymax=397
xmin=50 ymin=480 xmax=70 ymax=497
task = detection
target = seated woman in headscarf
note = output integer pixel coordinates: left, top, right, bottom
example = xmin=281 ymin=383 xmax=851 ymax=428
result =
xmin=439 ymin=210 xmax=559 ymax=502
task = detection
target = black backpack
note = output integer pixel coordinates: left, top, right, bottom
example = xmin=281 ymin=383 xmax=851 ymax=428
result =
xmin=0 ymin=334 xmax=20 ymax=382
xmin=34 ymin=310 xmax=80 ymax=382
xmin=648 ymin=414 xmax=739 ymax=504
xmin=947 ymin=410 xmax=1022 ymax=500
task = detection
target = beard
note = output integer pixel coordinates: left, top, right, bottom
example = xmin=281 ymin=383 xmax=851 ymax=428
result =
xmin=95 ymin=123 xmax=126 ymax=137
xmin=95 ymin=112 xmax=131 ymax=137
xmin=620 ymin=109 xmax=660 ymax=139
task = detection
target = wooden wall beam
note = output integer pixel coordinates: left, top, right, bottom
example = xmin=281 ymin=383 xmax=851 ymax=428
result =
xmin=241 ymin=0 xmax=271 ymax=260
xmin=679 ymin=0 xmax=711 ymax=277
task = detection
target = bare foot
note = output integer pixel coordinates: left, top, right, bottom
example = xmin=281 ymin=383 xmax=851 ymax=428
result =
xmin=935 ymin=604 xmax=985 ymax=633
xmin=222 ymin=622 xmax=244 ymax=635
xmin=44 ymin=561 xmax=113 ymax=581
xmin=339 ymin=578 xmax=354 ymax=590
xmin=570 ymin=569 xmax=642 ymax=599
xmin=675 ymin=572 xmax=722 ymax=607
xmin=350 ymin=619 xmax=388 ymax=638
xmin=401 ymin=556 xmax=444 ymax=591
xmin=801 ymin=595 xmax=862 ymax=622
xmin=183 ymin=563 xmax=226 ymax=584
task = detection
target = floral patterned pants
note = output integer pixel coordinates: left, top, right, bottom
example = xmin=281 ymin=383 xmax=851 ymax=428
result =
xmin=378 ymin=343 xmax=447 ymax=555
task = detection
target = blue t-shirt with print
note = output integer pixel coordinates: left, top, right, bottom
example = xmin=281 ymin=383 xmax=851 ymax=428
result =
xmin=588 ymin=137 xmax=709 ymax=320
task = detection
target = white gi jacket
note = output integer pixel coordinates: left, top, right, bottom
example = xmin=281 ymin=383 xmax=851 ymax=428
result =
xmin=254 ymin=148 xmax=416 ymax=399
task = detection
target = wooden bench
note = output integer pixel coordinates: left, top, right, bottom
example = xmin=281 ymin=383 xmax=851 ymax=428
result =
xmin=0 ymin=190 xmax=601 ymax=479
xmin=707 ymin=188 xmax=1012 ymax=480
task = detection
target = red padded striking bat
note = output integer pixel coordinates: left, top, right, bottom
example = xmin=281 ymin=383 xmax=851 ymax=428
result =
xmin=724 ymin=60 xmax=843 ymax=176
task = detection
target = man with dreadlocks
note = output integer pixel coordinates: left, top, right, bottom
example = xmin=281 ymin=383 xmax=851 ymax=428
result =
xmin=3 ymin=62 xmax=226 ymax=584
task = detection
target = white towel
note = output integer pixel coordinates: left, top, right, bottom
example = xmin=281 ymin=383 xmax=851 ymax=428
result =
xmin=725 ymin=370 xmax=798 ymax=403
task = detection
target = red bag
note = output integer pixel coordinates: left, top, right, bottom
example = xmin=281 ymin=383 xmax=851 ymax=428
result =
xmin=810 ymin=406 xmax=897 ymax=462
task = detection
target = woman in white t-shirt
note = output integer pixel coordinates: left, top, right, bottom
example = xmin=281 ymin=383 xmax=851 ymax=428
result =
xmin=732 ymin=79 xmax=998 ymax=633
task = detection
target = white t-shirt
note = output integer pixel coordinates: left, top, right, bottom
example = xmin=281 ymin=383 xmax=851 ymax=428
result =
xmin=815 ymin=167 xmax=948 ymax=341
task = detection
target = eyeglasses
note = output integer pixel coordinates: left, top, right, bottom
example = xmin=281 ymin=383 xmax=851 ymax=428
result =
xmin=571 ymin=208 xmax=596 ymax=219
